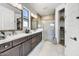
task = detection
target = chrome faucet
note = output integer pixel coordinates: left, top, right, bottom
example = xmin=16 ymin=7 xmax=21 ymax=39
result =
xmin=0 ymin=32 xmax=5 ymax=39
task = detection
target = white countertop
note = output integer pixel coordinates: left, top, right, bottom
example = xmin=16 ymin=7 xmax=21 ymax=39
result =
xmin=0 ymin=29 xmax=43 ymax=44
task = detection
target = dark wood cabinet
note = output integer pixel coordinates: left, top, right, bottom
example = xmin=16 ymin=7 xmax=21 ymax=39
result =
xmin=0 ymin=45 xmax=21 ymax=56
xmin=37 ymin=32 xmax=42 ymax=43
xmin=31 ymin=36 xmax=37 ymax=49
xmin=12 ymin=37 xmax=27 ymax=46
xmin=31 ymin=32 xmax=42 ymax=49
xmin=22 ymin=39 xmax=32 ymax=56
xmin=0 ymin=42 xmax=12 ymax=53
xmin=0 ymin=32 xmax=42 ymax=56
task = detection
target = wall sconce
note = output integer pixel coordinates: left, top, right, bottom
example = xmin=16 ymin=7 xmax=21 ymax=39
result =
xmin=31 ymin=12 xmax=38 ymax=19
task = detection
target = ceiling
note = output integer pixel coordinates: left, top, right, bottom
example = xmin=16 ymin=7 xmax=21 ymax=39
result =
xmin=23 ymin=3 xmax=61 ymax=16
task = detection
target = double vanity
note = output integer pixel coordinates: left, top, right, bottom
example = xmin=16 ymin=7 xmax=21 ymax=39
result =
xmin=0 ymin=4 xmax=43 ymax=56
xmin=0 ymin=29 xmax=42 ymax=56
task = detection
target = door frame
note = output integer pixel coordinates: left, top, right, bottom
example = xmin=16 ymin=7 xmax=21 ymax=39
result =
xmin=55 ymin=4 xmax=66 ymax=44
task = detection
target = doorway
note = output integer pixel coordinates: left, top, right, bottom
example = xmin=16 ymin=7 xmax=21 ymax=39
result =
xmin=59 ymin=9 xmax=65 ymax=46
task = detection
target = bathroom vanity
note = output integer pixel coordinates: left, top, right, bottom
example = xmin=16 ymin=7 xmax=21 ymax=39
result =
xmin=0 ymin=30 xmax=42 ymax=56
xmin=0 ymin=3 xmax=42 ymax=56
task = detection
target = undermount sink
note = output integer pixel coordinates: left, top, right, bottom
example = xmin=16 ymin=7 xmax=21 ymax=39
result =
xmin=0 ymin=37 xmax=5 ymax=40
xmin=0 ymin=35 xmax=6 ymax=40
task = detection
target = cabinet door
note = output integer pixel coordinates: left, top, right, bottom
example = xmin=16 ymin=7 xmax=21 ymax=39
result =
xmin=22 ymin=39 xmax=32 ymax=56
xmin=0 ymin=45 xmax=21 ymax=56
xmin=31 ymin=36 xmax=37 ymax=49
xmin=37 ymin=33 xmax=42 ymax=43
xmin=19 ymin=44 xmax=23 ymax=56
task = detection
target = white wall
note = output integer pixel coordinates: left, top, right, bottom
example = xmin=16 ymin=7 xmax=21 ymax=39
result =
xmin=41 ymin=15 xmax=54 ymax=20
xmin=65 ymin=3 xmax=79 ymax=56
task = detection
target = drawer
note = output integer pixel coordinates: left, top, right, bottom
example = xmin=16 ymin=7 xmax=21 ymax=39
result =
xmin=32 ymin=41 xmax=37 ymax=49
xmin=31 ymin=34 xmax=37 ymax=38
xmin=0 ymin=44 xmax=21 ymax=56
xmin=27 ymin=36 xmax=32 ymax=40
xmin=13 ymin=37 xmax=28 ymax=46
xmin=31 ymin=37 xmax=37 ymax=44
xmin=0 ymin=42 xmax=12 ymax=53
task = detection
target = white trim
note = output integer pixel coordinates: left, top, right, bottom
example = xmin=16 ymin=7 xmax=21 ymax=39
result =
xmin=55 ymin=4 xmax=66 ymax=44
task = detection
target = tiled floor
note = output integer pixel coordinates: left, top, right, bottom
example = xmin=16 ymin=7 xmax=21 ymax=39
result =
xmin=28 ymin=40 xmax=65 ymax=56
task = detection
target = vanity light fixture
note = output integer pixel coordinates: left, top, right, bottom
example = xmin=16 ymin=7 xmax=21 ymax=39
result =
xmin=10 ymin=3 xmax=22 ymax=10
xmin=31 ymin=12 xmax=38 ymax=19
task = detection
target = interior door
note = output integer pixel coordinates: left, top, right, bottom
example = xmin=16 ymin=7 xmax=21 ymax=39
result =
xmin=65 ymin=3 xmax=79 ymax=56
